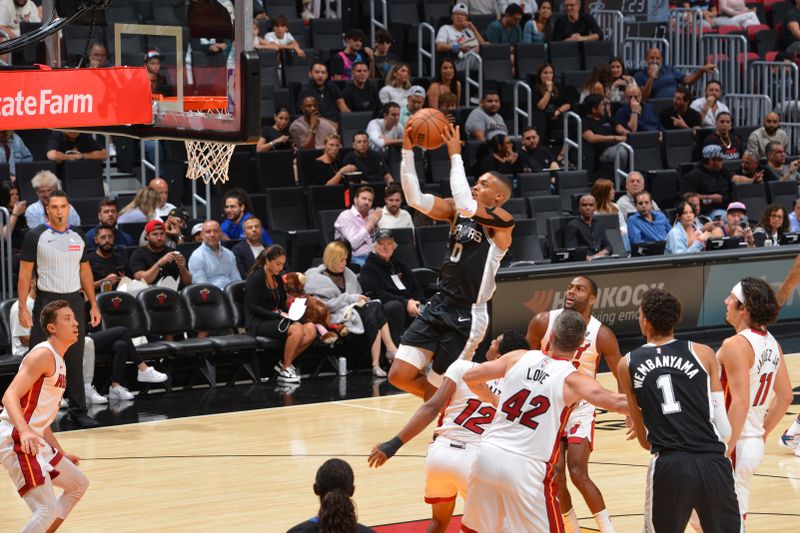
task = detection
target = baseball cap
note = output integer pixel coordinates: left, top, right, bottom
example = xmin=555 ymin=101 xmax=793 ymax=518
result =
xmin=164 ymin=208 xmax=188 ymax=222
xmin=144 ymin=49 xmax=164 ymax=62
xmin=452 ymin=2 xmax=469 ymax=14
xmin=408 ymin=85 xmax=426 ymax=98
xmin=702 ymin=144 xmax=724 ymax=160
xmin=191 ymin=223 xmax=204 ymax=237
xmin=727 ymin=201 xmax=747 ymax=213
xmin=145 ymin=219 xmax=165 ymax=234
xmin=375 ymin=228 xmax=395 ymax=242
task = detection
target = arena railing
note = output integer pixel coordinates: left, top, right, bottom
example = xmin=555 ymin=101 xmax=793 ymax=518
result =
xmin=722 ymin=94 xmax=772 ymax=128
xmin=747 ymin=61 xmax=800 ymax=120
xmin=669 ymin=8 xmax=704 ymax=74
xmin=0 ymin=207 xmax=12 ymax=300
xmin=417 ymin=23 xmax=436 ymax=78
xmin=463 ymin=51 xmax=483 ymax=105
xmin=369 ymin=0 xmax=387 ymax=51
xmin=701 ymin=34 xmax=748 ymax=95
xmin=781 ymin=122 xmax=800 ymax=154
xmin=103 ymin=134 xmax=112 ymax=189
xmin=594 ymin=10 xmax=624 ymax=57
xmin=139 ymin=138 xmax=159 ymax=186
xmin=563 ymin=111 xmax=583 ymax=171
xmin=191 ymin=178 xmax=212 ymax=220
xmin=512 ymin=81 xmax=533 ymax=137
xmin=614 ymin=142 xmax=634 ymax=191
xmin=622 ymin=37 xmax=669 ymax=71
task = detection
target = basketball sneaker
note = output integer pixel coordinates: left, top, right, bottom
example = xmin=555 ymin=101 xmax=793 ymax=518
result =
xmin=137 ymin=366 xmax=168 ymax=383
xmin=778 ymin=431 xmax=800 ymax=455
xmin=108 ymin=385 xmax=135 ymax=401
xmin=277 ymin=364 xmax=301 ymax=383
xmin=85 ymin=384 xmax=109 ymax=405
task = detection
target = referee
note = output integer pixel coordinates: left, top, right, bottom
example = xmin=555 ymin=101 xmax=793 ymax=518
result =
xmin=17 ymin=190 xmax=101 ymax=428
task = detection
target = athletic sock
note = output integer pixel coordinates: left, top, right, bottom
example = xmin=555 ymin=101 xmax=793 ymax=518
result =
xmin=562 ymin=508 xmax=580 ymax=533
xmin=789 ymin=417 xmax=800 ymax=436
xmin=593 ymin=509 xmax=615 ymax=533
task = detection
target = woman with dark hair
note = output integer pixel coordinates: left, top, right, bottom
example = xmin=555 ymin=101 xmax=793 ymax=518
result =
xmin=580 ymin=64 xmax=612 ymax=102
xmin=522 ymin=0 xmax=554 ymax=43
xmin=308 ymin=133 xmax=359 ymax=186
xmin=245 ymin=245 xmax=317 ymax=384
xmin=608 ymin=57 xmax=637 ymax=102
xmin=665 ymin=200 xmax=712 ymax=254
xmin=256 ymin=107 xmax=292 ymax=152
xmin=753 ymin=203 xmax=790 ymax=246
xmin=0 ymin=181 xmax=27 ymax=245
xmin=591 ymin=178 xmax=628 ymax=245
xmin=288 ymin=458 xmax=375 ymax=533
xmin=532 ymin=63 xmax=570 ymax=144
xmin=426 ymin=58 xmax=461 ymax=109
xmin=476 ymin=134 xmax=525 ymax=176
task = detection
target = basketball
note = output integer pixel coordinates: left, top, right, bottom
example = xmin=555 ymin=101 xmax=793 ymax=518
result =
xmin=407 ymin=108 xmax=451 ymax=150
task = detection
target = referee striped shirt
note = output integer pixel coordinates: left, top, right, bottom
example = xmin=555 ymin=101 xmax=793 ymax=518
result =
xmin=21 ymin=225 xmax=88 ymax=294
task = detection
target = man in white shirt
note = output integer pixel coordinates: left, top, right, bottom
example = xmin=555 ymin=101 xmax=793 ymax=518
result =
xmin=149 ymin=177 xmax=177 ymax=220
xmin=436 ymin=3 xmax=486 ymax=71
xmin=367 ymin=102 xmax=404 ymax=154
xmin=378 ymin=183 xmax=414 ymax=230
xmin=400 ymin=86 xmax=426 ymax=127
xmin=690 ymin=80 xmax=730 ymax=128
xmin=0 ymin=0 xmax=40 ymax=37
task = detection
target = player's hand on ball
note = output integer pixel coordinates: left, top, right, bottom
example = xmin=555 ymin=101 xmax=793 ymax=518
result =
xmin=442 ymin=124 xmax=461 ymax=157
xmin=368 ymin=445 xmax=388 ymax=467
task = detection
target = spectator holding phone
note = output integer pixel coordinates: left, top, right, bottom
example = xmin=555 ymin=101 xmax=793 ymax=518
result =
xmin=710 ymin=201 xmax=755 ymax=246
xmin=88 ymin=225 xmax=129 ymax=291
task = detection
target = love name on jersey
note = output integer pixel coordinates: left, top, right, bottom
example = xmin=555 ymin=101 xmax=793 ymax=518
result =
xmin=452 ymin=222 xmax=483 ymax=244
xmin=526 ymin=367 xmax=550 ymax=384
xmin=632 ymin=354 xmax=699 ymax=389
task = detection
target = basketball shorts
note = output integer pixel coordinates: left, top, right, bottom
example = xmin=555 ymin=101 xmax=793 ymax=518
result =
xmin=0 ymin=433 xmax=63 ymax=497
xmin=424 ymin=435 xmax=479 ymax=504
xmin=398 ymin=293 xmax=488 ymax=375
xmin=561 ymin=400 xmax=596 ymax=449
xmin=731 ymin=436 xmax=765 ymax=518
xmin=461 ymin=441 xmax=563 ymax=533
xmin=644 ymin=451 xmax=741 ymax=533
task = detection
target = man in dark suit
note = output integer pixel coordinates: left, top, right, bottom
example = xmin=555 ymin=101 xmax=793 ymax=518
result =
xmin=232 ymin=217 xmax=266 ymax=278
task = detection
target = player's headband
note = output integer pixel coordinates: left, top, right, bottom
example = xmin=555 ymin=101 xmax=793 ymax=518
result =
xmin=731 ymin=281 xmax=745 ymax=304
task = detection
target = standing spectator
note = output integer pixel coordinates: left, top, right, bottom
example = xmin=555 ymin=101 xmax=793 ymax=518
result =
xmin=436 ymin=3 xmax=486 ymax=71
xmin=753 ymin=203 xmax=789 ymax=246
xmin=532 ymin=63 xmax=570 ymax=144
xmin=747 ymin=112 xmax=789 ymax=160
xmin=517 ymin=127 xmax=559 ymax=171
xmin=681 ymin=145 xmax=739 ymax=218
xmin=608 ymin=57 xmax=638 ymax=102
xmin=289 ymin=95 xmax=338 ymax=150
xmin=627 ymin=191 xmax=672 ymax=245
xmin=88 ymin=225 xmax=128 ymax=291
xmin=764 ymin=141 xmax=800 ymax=183
xmin=635 ymin=47 xmax=715 ymax=100
xmin=426 ymin=59 xmax=461 ymax=111
xmin=582 ymin=94 xmax=628 ymax=169
xmin=296 ymin=63 xmax=350 ymax=125
xmin=46 ymin=131 xmax=107 ymax=164
xmin=118 ymin=187 xmax=161 ymax=224
xmin=665 ymin=200 xmax=711 ymax=254
xmin=465 ymin=90 xmax=508 ymax=140
xmin=551 ymin=0 xmax=601 ymax=42
xmin=342 ymin=62 xmax=380 ymax=115
xmin=0 ymin=0 xmax=40 ymax=37
xmin=378 ymin=62 xmax=412 ymax=105
xmin=232 ymin=217 xmax=266 ymax=278
xmin=617 ymin=171 xmax=660 ymax=218
xmin=378 ymin=183 xmax=414 ymax=230
xmin=0 ymin=181 xmax=26 ymax=244
xmin=308 ymin=133 xmax=359 ymax=187
xmin=0 ymin=130 xmax=31 ymax=180
xmin=614 ymin=84 xmax=662 ymax=133
xmin=564 ymin=194 xmax=612 ymax=260
xmin=188 ymin=220 xmax=242 ymax=290
xmin=660 ymin=87 xmax=702 ymax=130
xmin=17 ymin=190 xmax=101 ymax=428
xmin=475 ymin=134 xmax=525 ymax=175
xmin=85 ymin=198 xmax=134 ymax=247
xmin=220 ymin=188 xmax=272 ymax=244
xmin=342 ymin=132 xmax=394 ymax=184
xmin=372 ymin=29 xmax=398 ymax=79
xmin=262 ymin=15 xmax=305 ymax=58
xmin=710 ymin=201 xmax=755 ymax=246
xmin=245 ymin=245 xmax=317 ymax=384
xmin=334 ymin=185 xmax=383 ymax=266
xmin=703 ymin=112 xmax=743 ymax=160
xmin=789 ymin=198 xmax=800 ymax=232
xmin=130 ymin=219 xmax=193 ymax=287
xmin=331 ymin=29 xmax=372 ymax=81
xmin=522 ymin=0 xmax=554 ymax=43
xmin=399 ymin=86 xmax=425 ymax=127
xmin=591 ymin=177 xmax=628 ymax=245
xmin=486 ymin=4 xmax=524 ymax=44
xmin=367 ymin=102 xmax=404 ymax=154
xmin=149 ymin=177 xmax=176 ymax=219
xmin=25 ymin=170 xmax=81 ymax=228
xmin=256 ymin=108 xmax=291 ymax=152
xmin=690 ymin=80 xmax=730 ymax=128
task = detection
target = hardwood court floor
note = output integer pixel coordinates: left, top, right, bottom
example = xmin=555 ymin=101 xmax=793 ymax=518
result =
xmin=3 ymin=358 xmax=800 ymax=532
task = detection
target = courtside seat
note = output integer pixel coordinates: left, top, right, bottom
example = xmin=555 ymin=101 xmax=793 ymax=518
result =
xmin=224 ymin=281 xmax=282 ymax=351
xmin=96 ymin=292 xmax=173 ymax=359
xmin=137 ymin=287 xmax=215 ymax=360
xmin=0 ymin=299 xmax=18 ymax=375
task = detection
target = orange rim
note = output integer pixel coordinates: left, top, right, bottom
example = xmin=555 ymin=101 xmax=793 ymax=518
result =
xmin=153 ymin=95 xmax=228 ymax=112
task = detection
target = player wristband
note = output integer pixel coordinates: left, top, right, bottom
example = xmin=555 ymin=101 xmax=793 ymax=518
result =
xmin=378 ymin=436 xmax=403 ymax=459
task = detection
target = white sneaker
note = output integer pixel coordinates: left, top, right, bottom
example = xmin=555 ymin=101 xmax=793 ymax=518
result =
xmin=85 ymin=384 xmax=109 ymax=405
xmin=137 ymin=366 xmax=168 ymax=383
xmin=277 ymin=365 xmax=301 ymax=383
xmin=372 ymin=366 xmax=387 ymax=378
xmin=108 ymin=385 xmax=135 ymax=401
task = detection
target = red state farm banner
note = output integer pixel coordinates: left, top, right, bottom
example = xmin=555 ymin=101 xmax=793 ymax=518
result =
xmin=0 ymin=66 xmax=152 ymax=130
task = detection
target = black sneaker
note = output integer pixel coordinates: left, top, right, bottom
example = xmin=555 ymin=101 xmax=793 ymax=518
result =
xmin=67 ymin=413 xmax=99 ymax=428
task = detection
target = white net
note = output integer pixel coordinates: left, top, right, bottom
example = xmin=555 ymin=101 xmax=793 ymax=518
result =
xmin=184 ymin=140 xmax=237 ymax=185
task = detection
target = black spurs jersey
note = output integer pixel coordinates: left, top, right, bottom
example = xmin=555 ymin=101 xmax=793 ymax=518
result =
xmin=627 ymin=339 xmax=726 ymax=455
xmin=438 ymin=215 xmax=506 ymax=306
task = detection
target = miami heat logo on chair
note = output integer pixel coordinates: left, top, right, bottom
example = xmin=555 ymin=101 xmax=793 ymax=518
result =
xmin=199 ymin=288 xmax=210 ymax=301
xmin=156 ymin=292 xmax=168 ymax=305
xmin=111 ymin=296 xmax=122 ymax=309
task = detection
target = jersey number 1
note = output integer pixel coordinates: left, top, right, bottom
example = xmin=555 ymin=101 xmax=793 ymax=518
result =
xmin=656 ymin=374 xmax=682 ymax=415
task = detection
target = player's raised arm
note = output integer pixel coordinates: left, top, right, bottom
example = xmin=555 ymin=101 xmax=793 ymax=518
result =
xmin=776 ymin=255 xmax=800 ymax=308
xmin=463 ymin=350 xmax=526 ymax=401
xmin=564 ymin=371 xmax=628 ymax=415
xmin=400 ymin=125 xmax=455 ymax=222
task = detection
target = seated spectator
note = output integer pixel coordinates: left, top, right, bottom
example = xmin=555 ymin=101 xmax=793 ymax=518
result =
xmin=683 ymin=191 xmax=717 ymax=232
xmin=86 ymin=198 xmax=134 ymax=247
xmin=501 ymin=0 xmax=536 ymax=15
xmin=256 ymin=108 xmax=291 ymax=153
xmin=659 ymin=87 xmax=702 ymax=130
xmin=582 ymin=94 xmax=628 ymax=169
xmin=690 ymin=80 xmax=729 ymax=128
xmin=465 ymin=0 xmax=501 ymax=15
xmin=137 ymin=207 xmax=190 ymax=249
xmin=262 ymin=15 xmax=305 ymax=59
xmin=309 ymin=133 xmax=359 ymax=186
xmin=465 ymin=90 xmax=508 ymax=141
xmin=635 ymin=47 xmax=715 ymax=100
xmin=342 ymin=132 xmax=393 ymax=184
xmin=334 ymin=185 xmax=382 ymax=266
xmin=615 ymin=85 xmax=662 ymax=133
xmin=287 ymin=458 xmax=376 ymax=533
xmin=486 ymin=4 xmax=524 ymax=44
xmin=290 ymin=96 xmax=338 ymax=150
xmin=438 ymin=92 xmax=459 ymax=125
xmin=232 ymin=216 xmax=266 ymax=278
xmin=118 ymin=187 xmax=161 ymax=224
xmin=764 ymin=141 xmax=800 ymax=183
xmin=46 ymin=131 xmax=107 ymax=164
xmin=517 ymin=127 xmax=559 ymax=172
xmin=475 ymin=134 xmax=525 ymax=175
xmin=532 ymin=64 xmax=570 ymax=144
xmin=710 ymin=201 xmax=755 ymax=246
xmin=523 ymin=0 xmax=554 ymax=43
xmin=331 ymin=29 xmax=372 ymax=81
xmin=0 ymin=0 xmax=39 ymax=38
xmin=359 ymin=229 xmax=425 ymax=343
xmin=426 ymin=59 xmax=462 ymax=110
xmin=784 ymin=0 xmax=800 ymax=47
xmin=372 ymin=29 xmax=398 ymax=79
xmin=681 ymin=145 xmax=737 ymax=218
xmin=190 ymin=223 xmax=203 ymax=242
xmin=608 ymin=57 xmax=638 ymax=102
xmin=733 ymin=149 xmax=765 ymax=184
xmin=305 ymin=241 xmax=398 ymax=377
xmin=342 ymin=61 xmax=380 ymax=115
xmin=435 ymin=3 xmax=486 ymax=71
xmin=665 ymin=200 xmax=712 ymax=254
xmin=591 ymin=178 xmax=628 ymax=244
xmin=378 ymin=183 xmax=413 ymax=230
xmin=752 ymin=203 xmax=789 ymax=246
xmin=564 ymin=194 xmax=612 ymax=260
xmin=747 ymin=112 xmax=789 ymax=160
xmin=378 ymin=63 xmax=412 ymax=105
xmin=130 ymin=219 xmax=192 ymax=287
xmin=92 ymin=325 xmax=169 ymax=400
xmin=790 ymin=198 xmax=800 ymax=232
xmin=149 ymin=177 xmax=177 ymax=219
xmin=297 ymin=63 xmax=349 ymax=125
xmin=580 ymin=64 xmax=612 ymax=102
xmin=0 ymin=181 xmax=25 ymax=244
xmin=698 ymin=0 xmax=761 ymax=28
xmin=188 ymin=220 xmax=241 ymax=290
xmin=85 ymin=41 xmax=111 ymax=68
xmin=221 ymin=188 xmax=272 ymax=244
xmin=25 ymin=170 xmax=81 ymax=228
xmin=0 ymin=130 xmax=31 ymax=180
xmin=367 ymin=102 xmax=404 ymax=154
xmin=245 ymin=245 xmax=317 ymax=384
xmin=88 ymin=225 xmax=128 ymax=292
xmin=551 ymin=0 xmax=600 ymax=42
xmin=144 ymin=49 xmax=171 ymax=96
xmin=627 ymin=191 xmax=672 ymax=245
xmin=703 ymin=112 xmax=743 ymax=160
xmin=617 ymin=171 xmax=661 ymax=218
xmin=399 ymin=86 xmax=425 ymax=127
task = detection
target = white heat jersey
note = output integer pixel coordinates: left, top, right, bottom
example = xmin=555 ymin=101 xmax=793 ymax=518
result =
xmin=541 ymin=308 xmax=602 ymax=377
xmin=482 ymin=350 xmax=577 ymax=463
xmin=721 ymin=328 xmax=782 ymax=439
xmin=435 ymin=360 xmax=501 ymax=445
xmin=0 ymin=341 xmax=66 ymax=440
